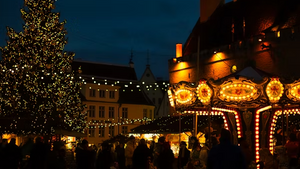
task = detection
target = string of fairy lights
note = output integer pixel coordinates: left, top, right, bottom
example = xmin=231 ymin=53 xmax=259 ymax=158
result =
xmin=0 ymin=0 xmax=87 ymax=134
xmin=78 ymin=75 xmax=170 ymax=92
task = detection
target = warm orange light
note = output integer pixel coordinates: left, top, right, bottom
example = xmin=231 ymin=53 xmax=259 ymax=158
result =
xmin=176 ymin=44 xmax=182 ymax=58
xmin=173 ymin=58 xmax=177 ymax=63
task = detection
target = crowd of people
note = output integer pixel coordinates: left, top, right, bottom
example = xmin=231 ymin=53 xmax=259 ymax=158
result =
xmin=1 ymin=126 xmax=300 ymax=169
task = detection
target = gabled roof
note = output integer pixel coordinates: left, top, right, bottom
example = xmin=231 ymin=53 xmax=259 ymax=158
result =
xmin=184 ymin=0 xmax=300 ymax=55
xmin=118 ymin=84 xmax=154 ymax=106
xmin=72 ymin=60 xmax=137 ymax=81
xmin=140 ymin=66 xmax=156 ymax=83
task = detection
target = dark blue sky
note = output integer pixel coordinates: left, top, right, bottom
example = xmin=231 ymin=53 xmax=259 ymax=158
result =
xmin=0 ymin=0 xmax=232 ymax=80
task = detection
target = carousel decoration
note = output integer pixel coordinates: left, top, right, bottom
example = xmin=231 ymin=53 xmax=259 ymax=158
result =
xmin=266 ymin=78 xmax=284 ymax=103
xmin=173 ymin=81 xmax=197 ymax=107
xmin=286 ymin=80 xmax=300 ymax=102
xmin=218 ymin=77 xmax=260 ymax=102
xmin=196 ymin=80 xmax=212 ymax=105
xmin=165 ymin=76 xmax=300 ymax=168
xmin=168 ymin=89 xmax=175 ymax=107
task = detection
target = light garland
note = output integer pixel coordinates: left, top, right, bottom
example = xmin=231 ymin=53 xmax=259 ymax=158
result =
xmin=87 ymin=117 xmax=152 ymax=128
xmin=212 ymin=107 xmax=243 ymax=138
xmin=254 ymin=105 xmax=272 ymax=168
xmin=183 ymin=110 xmax=229 ymax=130
xmin=269 ymin=109 xmax=300 ymax=154
xmin=168 ymin=89 xmax=175 ymax=107
xmin=80 ymin=76 xmax=170 ymax=92
xmin=266 ymin=78 xmax=284 ymax=103
xmin=0 ymin=0 xmax=87 ymax=134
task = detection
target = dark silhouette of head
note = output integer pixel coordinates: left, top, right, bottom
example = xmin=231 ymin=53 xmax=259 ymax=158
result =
xmin=220 ymin=129 xmax=231 ymax=142
xmin=9 ymin=138 xmax=16 ymax=145
xmin=81 ymin=139 xmax=88 ymax=149
xmin=139 ymin=139 xmax=146 ymax=146
xmin=35 ymin=137 xmax=42 ymax=143
xmin=158 ymin=137 xmax=165 ymax=144
xmin=289 ymin=133 xmax=297 ymax=142
xmin=163 ymin=142 xmax=171 ymax=150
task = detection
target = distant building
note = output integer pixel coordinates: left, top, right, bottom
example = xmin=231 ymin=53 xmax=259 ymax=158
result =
xmin=140 ymin=64 xmax=170 ymax=117
xmin=169 ymin=0 xmax=300 ymax=83
xmin=72 ymin=60 xmax=154 ymax=145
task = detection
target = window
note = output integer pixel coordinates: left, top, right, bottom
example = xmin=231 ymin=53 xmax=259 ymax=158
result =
xmin=109 ymin=126 xmax=115 ymax=137
xmin=99 ymin=106 xmax=105 ymax=118
xmin=99 ymin=90 xmax=106 ymax=98
xmin=89 ymin=129 xmax=95 ymax=137
xmin=149 ymin=110 xmax=152 ymax=119
xmin=143 ymin=109 xmax=147 ymax=119
xmin=152 ymin=98 xmax=155 ymax=104
xmin=109 ymin=91 xmax=115 ymax=99
xmin=122 ymin=107 xmax=128 ymax=118
xmin=122 ymin=126 xmax=128 ymax=134
xmin=89 ymin=89 xmax=96 ymax=97
xmin=99 ymin=127 xmax=105 ymax=137
xmin=109 ymin=107 xmax=115 ymax=118
xmin=89 ymin=105 xmax=95 ymax=117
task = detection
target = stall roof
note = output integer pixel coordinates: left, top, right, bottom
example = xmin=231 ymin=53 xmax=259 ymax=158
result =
xmin=131 ymin=114 xmax=224 ymax=134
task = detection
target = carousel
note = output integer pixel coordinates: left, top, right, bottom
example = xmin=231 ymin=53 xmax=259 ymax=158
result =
xmin=166 ymin=75 xmax=300 ymax=168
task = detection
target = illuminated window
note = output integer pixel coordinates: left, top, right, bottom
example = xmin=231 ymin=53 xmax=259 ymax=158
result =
xmin=122 ymin=107 xmax=128 ymax=118
xmin=89 ymin=129 xmax=95 ymax=137
xmin=89 ymin=106 xmax=95 ymax=117
xmin=109 ymin=107 xmax=115 ymax=118
xmin=277 ymin=31 xmax=280 ymax=37
xmin=122 ymin=126 xmax=128 ymax=134
xmin=99 ymin=106 xmax=105 ymax=118
xmin=231 ymin=65 xmax=237 ymax=73
xmin=99 ymin=90 xmax=106 ymax=98
xmin=89 ymin=89 xmax=96 ymax=97
xmin=99 ymin=127 xmax=105 ymax=137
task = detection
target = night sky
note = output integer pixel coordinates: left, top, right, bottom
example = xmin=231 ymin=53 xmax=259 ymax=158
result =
xmin=0 ymin=0 xmax=232 ymax=80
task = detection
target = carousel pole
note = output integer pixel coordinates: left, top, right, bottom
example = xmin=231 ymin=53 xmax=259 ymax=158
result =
xmin=281 ymin=104 xmax=285 ymax=145
xmin=179 ymin=110 xmax=181 ymax=144
xmin=208 ymin=105 xmax=211 ymax=148
xmin=195 ymin=35 xmax=200 ymax=137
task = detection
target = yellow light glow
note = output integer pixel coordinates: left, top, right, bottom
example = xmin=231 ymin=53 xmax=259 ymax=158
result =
xmin=266 ymin=78 xmax=284 ymax=103
xmin=220 ymin=83 xmax=257 ymax=101
xmin=175 ymin=89 xmax=193 ymax=104
xmin=196 ymin=81 xmax=212 ymax=104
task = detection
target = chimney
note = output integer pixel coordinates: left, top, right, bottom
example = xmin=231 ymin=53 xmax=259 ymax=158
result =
xmin=176 ymin=43 xmax=182 ymax=58
xmin=200 ymin=0 xmax=225 ymax=23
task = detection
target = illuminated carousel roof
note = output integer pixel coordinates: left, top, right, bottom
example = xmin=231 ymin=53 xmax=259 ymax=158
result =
xmin=168 ymin=75 xmax=300 ymax=110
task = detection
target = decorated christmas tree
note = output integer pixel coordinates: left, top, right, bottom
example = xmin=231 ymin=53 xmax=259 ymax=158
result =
xmin=0 ymin=0 xmax=86 ymax=135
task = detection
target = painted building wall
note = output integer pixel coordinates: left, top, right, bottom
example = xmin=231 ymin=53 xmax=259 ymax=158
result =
xmin=82 ymin=82 xmax=155 ymax=145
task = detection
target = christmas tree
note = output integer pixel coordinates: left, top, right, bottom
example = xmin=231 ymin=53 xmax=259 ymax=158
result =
xmin=0 ymin=0 xmax=87 ymax=135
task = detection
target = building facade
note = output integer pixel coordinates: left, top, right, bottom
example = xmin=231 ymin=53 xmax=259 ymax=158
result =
xmin=72 ymin=60 xmax=155 ymax=145
xmin=140 ymin=65 xmax=170 ymax=117
xmin=169 ymin=0 xmax=300 ymax=83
